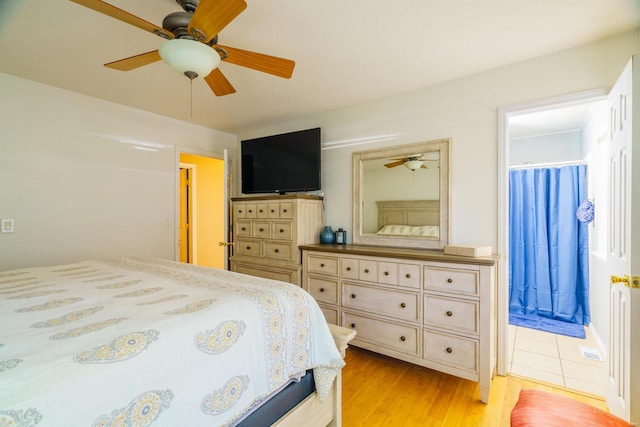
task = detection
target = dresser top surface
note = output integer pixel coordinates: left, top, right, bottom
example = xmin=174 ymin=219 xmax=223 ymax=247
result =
xmin=232 ymin=194 xmax=323 ymax=201
xmin=300 ymin=244 xmax=496 ymax=266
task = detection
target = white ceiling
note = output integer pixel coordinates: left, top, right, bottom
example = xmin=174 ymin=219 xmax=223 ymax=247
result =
xmin=0 ymin=0 xmax=638 ymax=134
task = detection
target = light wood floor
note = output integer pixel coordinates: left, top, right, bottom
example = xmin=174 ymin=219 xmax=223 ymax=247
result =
xmin=341 ymin=346 xmax=609 ymax=426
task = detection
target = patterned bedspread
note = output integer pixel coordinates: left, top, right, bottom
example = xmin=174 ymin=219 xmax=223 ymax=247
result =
xmin=0 ymin=257 xmax=344 ymax=427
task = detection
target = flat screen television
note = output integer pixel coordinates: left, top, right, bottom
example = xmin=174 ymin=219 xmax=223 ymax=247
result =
xmin=241 ymin=127 xmax=321 ymax=194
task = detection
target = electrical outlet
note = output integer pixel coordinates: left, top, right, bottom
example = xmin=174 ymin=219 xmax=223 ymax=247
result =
xmin=1 ymin=218 xmax=15 ymax=233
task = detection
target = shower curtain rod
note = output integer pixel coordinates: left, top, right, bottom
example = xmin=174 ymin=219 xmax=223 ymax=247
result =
xmin=509 ymin=160 xmax=588 ymax=170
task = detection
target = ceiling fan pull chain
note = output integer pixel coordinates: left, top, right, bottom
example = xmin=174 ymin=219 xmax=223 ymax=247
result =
xmin=190 ymin=78 xmax=193 ymax=118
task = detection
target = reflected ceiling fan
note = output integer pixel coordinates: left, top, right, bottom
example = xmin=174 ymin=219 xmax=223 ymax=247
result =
xmin=69 ymin=0 xmax=295 ymax=96
xmin=384 ymin=154 xmax=431 ymax=171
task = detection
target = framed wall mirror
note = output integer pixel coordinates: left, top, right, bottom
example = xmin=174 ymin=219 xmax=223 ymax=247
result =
xmin=352 ymin=138 xmax=450 ymax=249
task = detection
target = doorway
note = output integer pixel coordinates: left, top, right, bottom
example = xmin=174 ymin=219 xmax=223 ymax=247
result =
xmin=179 ymin=152 xmax=226 ymax=269
xmin=498 ymin=91 xmax=609 ymax=396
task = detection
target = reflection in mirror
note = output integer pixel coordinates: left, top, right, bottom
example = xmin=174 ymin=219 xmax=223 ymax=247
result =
xmin=353 ymin=139 xmax=450 ymax=249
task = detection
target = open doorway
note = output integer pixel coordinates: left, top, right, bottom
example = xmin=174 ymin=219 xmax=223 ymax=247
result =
xmin=499 ymin=92 xmax=609 ymax=396
xmin=179 ymin=152 xmax=226 ymax=269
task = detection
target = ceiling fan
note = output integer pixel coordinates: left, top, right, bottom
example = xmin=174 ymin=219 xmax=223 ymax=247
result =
xmin=384 ymin=154 xmax=431 ymax=171
xmin=69 ymin=0 xmax=295 ymax=96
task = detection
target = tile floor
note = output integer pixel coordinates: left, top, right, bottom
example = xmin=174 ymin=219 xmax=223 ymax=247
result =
xmin=508 ymin=324 xmax=607 ymax=396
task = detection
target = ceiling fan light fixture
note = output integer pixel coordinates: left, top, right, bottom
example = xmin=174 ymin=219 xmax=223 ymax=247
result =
xmin=404 ymin=160 xmax=424 ymax=171
xmin=159 ymin=38 xmax=221 ymax=80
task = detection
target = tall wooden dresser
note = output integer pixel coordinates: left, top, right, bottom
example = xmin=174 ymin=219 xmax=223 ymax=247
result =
xmin=300 ymin=243 xmax=496 ymax=403
xmin=230 ymin=195 xmax=323 ymax=286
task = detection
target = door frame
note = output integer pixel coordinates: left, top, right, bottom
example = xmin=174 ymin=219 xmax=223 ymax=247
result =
xmin=179 ymin=162 xmax=196 ymax=263
xmin=496 ymin=89 xmax=607 ymax=376
xmin=174 ymin=147 xmax=230 ymax=268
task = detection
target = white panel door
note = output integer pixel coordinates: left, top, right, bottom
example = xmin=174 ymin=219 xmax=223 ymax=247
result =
xmin=606 ymin=56 xmax=638 ymax=423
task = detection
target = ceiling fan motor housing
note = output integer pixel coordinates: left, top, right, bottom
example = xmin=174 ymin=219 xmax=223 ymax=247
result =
xmin=163 ymin=11 xmax=193 ymax=39
xmin=176 ymin=0 xmax=199 ymax=13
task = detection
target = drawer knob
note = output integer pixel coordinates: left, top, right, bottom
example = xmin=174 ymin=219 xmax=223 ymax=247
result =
xmin=351 ymin=294 xmax=357 ymax=299
xmin=248 ymin=209 xmax=253 ymax=213
xmin=351 ymin=323 xmax=356 ymax=328
xmin=447 ymin=278 xmax=453 ymax=283
xmin=364 ymin=269 xmax=369 ymax=273
xmin=346 ymin=267 xmax=351 ymax=271
xmin=241 ymin=227 xmax=246 ymax=231
xmin=400 ymin=336 xmax=406 ymax=342
xmin=446 ymin=310 xmax=453 ymax=317
xmin=246 ymin=246 xmax=251 ymax=250
xmin=259 ymin=209 xmax=263 ymax=213
xmin=319 ymin=287 xmax=325 ymax=293
xmin=446 ymin=347 xmax=453 ymax=354
xmin=259 ymin=228 xmax=264 ymax=232
xmin=405 ymin=273 xmax=411 ymax=278
xmin=279 ymin=229 xmax=284 ymax=233
xmin=238 ymin=209 xmax=243 ymax=213
xmin=283 ymin=209 xmax=288 ymax=213
xmin=320 ymin=263 xmax=325 ymax=267
xmin=274 ymin=249 xmax=279 ymax=253
xmin=384 ymin=271 xmax=389 ymax=276
xmin=270 ymin=209 xmax=275 ymax=213
xmin=400 ymin=303 xmax=406 ymax=308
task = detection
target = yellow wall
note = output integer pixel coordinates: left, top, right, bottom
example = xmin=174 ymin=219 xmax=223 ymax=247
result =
xmin=180 ymin=153 xmax=225 ymax=269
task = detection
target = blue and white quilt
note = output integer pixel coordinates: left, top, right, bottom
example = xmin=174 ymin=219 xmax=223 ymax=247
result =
xmin=0 ymin=257 xmax=343 ymax=427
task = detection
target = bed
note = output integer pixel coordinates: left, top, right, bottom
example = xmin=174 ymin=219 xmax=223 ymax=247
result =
xmin=375 ymin=200 xmax=440 ymax=237
xmin=0 ymin=257 xmax=347 ymax=427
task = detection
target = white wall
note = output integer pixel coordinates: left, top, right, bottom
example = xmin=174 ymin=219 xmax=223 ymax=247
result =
xmin=0 ymin=73 xmax=238 ymax=270
xmin=237 ymin=31 xmax=639 ymax=253
xmin=509 ymin=130 xmax=583 ymax=165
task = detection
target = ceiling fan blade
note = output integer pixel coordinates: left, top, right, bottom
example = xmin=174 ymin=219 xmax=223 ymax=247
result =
xmin=104 ymin=51 xmax=161 ymax=71
xmin=217 ymin=45 xmax=295 ymax=78
xmin=69 ymin=0 xmax=173 ymax=39
xmin=384 ymin=160 xmax=405 ymax=168
xmin=188 ymin=0 xmax=247 ymax=43
xmin=205 ymin=68 xmax=236 ymax=96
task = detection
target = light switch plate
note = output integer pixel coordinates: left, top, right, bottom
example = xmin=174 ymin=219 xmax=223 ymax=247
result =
xmin=1 ymin=218 xmax=15 ymax=233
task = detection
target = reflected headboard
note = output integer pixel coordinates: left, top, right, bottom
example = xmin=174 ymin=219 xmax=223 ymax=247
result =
xmin=376 ymin=200 xmax=440 ymax=229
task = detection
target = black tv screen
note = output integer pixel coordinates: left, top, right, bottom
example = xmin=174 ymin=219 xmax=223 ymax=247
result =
xmin=241 ymin=128 xmax=321 ymax=194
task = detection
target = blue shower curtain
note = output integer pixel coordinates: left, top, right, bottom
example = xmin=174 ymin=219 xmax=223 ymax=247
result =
xmin=509 ymin=165 xmax=590 ymax=325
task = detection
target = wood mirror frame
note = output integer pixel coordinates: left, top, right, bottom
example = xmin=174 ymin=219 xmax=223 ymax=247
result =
xmin=352 ymin=138 xmax=450 ymax=249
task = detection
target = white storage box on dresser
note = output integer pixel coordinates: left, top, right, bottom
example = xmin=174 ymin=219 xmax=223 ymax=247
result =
xmin=230 ymin=195 xmax=323 ymax=286
xmin=300 ymin=244 xmax=496 ymax=403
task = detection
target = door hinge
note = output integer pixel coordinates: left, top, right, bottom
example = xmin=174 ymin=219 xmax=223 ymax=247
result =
xmin=632 ymin=276 xmax=640 ymax=289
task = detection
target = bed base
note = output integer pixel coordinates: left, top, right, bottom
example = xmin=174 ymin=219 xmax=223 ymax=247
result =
xmin=274 ymin=324 xmax=354 ymax=427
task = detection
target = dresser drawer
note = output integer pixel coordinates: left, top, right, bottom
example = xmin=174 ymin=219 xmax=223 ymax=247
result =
xmin=244 ymin=203 xmax=257 ymax=218
xmin=307 ymin=276 xmax=339 ymax=305
xmin=234 ymin=203 xmax=249 ymax=219
xmin=343 ymin=311 xmax=419 ymax=356
xmin=424 ymin=267 xmax=479 ymax=296
xmin=398 ymin=263 xmax=421 ymax=288
xmin=358 ymin=260 xmax=378 ymax=282
xmin=318 ymin=304 xmax=338 ymax=325
xmin=279 ymin=202 xmax=294 ymax=219
xmin=343 ymin=283 xmax=418 ymax=322
xmin=423 ymin=329 xmax=478 ymax=372
xmin=256 ymin=203 xmax=270 ymax=218
xmin=253 ymin=221 xmax=271 ymax=239
xmin=378 ymin=262 xmax=398 ymax=285
xmin=271 ymin=222 xmax=292 ymax=241
xmin=235 ymin=239 xmax=261 ymax=257
xmin=341 ymin=258 xmax=359 ymax=279
xmin=424 ymin=295 xmax=478 ymax=335
xmin=307 ymin=254 xmax=339 ymax=277
xmin=236 ymin=220 xmax=252 ymax=237
xmin=264 ymin=242 xmax=294 ymax=262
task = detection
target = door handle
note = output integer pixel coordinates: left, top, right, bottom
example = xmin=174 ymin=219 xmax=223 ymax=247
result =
xmin=218 ymin=242 xmax=234 ymax=246
xmin=610 ymin=274 xmax=630 ymax=287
